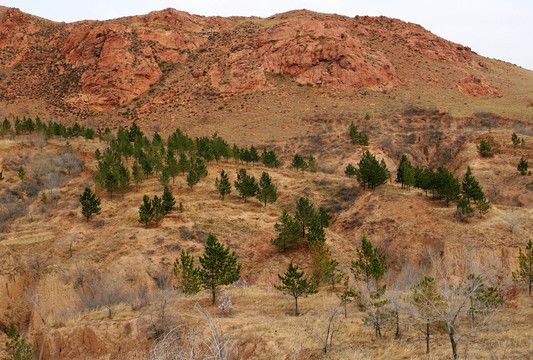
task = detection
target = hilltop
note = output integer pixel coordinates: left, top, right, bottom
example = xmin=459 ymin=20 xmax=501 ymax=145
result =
xmin=0 ymin=7 xmax=532 ymax=140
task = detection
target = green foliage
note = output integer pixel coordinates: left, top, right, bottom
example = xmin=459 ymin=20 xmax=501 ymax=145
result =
xmin=256 ymin=172 xmax=278 ymax=206
xmin=17 ymin=167 xmax=26 ymax=182
xmin=308 ymin=154 xmax=318 ymax=172
xmin=162 ymin=186 xmax=176 ymax=214
xmin=475 ymin=197 xmax=491 ymax=218
xmin=349 ymin=122 xmax=369 ymax=145
xmin=199 ymin=233 xmax=241 ymax=305
xmin=79 ymin=187 xmax=101 ymax=222
xmin=435 ymin=166 xmax=461 ymax=206
xmin=158 ymin=167 xmax=170 ymax=187
xmin=234 ymin=168 xmax=258 ymax=203
xmin=215 ymin=170 xmax=231 ymax=200
xmin=456 ymin=198 xmax=475 ymax=221
xmin=291 ymin=154 xmax=308 ymax=172
xmin=310 ymin=244 xmax=343 ymax=289
xmin=3 ymin=323 xmax=34 ymax=360
xmin=261 ymin=149 xmax=280 ymax=168
xmin=337 ymin=276 xmax=360 ymax=318
xmin=173 ymin=250 xmax=202 ymax=295
xmin=270 ymin=210 xmax=302 ymax=252
xmin=295 ymin=197 xmax=316 ymax=238
xmin=461 ymin=167 xmax=484 ymax=202
xmin=152 ymin=195 xmax=165 ymax=226
xmin=186 ymin=170 xmax=200 ymax=190
xmin=511 ymin=132 xmax=521 ymax=148
xmin=353 ymin=151 xmax=390 ymax=189
xmin=517 ymin=156 xmax=529 ymax=175
xmin=275 ymin=262 xmax=317 ymax=316
xmin=0 ymin=169 xmax=4 ymax=181
xmin=513 ymin=239 xmax=533 ymax=295
xmin=351 ymin=235 xmax=386 ymax=289
xmin=132 ymin=163 xmax=144 ymax=186
xmin=477 ymin=139 xmax=494 ymax=157
xmin=138 ymin=195 xmax=153 ymax=228
xmin=249 ymin=145 xmax=260 ymax=165
xmin=467 ymin=274 xmax=504 ymax=321
xmin=165 ymin=149 xmax=179 ymax=183
xmin=345 ymin=163 xmax=357 ymax=177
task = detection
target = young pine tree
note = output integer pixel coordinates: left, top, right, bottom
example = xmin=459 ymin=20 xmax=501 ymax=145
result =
xmin=234 ymin=168 xmax=258 ymax=203
xmin=511 ymin=132 xmax=520 ymax=148
xmin=0 ymin=169 xmax=4 ymax=181
xmin=173 ymin=250 xmax=202 ymax=295
xmin=79 ymin=187 xmax=101 ymax=222
xmin=517 ymin=156 xmax=529 ymax=175
xmin=345 ymin=163 xmax=357 ymax=177
xmin=18 ymin=166 xmax=26 ymax=183
xmin=132 ymin=163 xmax=144 ymax=188
xmin=291 ymin=154 xmax=308 ymax=172
xmin=256 ymin=171 xmax=278 ymax=206
xmin=456 ymin=198 xmax=475 ymax=221
xmin=275 ymin=262 xmax=317 ymax=316
xmin=461 ymin=167 xmax=484 ymax=203
xmin=198 ymin=233 xmax=241 ymax=305
xmin=187 ymin=170 xmax=200 ymax=190
xmin=308 ymin=154 xmax=318 ymax=172
xmin=513 ymin=239 xmax=533 ymax=295
xmin=139 ymin=195 xmax=154 ymax=228
xmin=271 ymin=210 xmax=302 ymax=252
xmin=162 ymin=186 xmax=176 ymax=214
xmin=477 ymin=139 xmax=494 ymax=157
xmin=152 ymin=195 xmax=165 ymax=227
xmin=215 ymin=170 xmax=231 ymax=200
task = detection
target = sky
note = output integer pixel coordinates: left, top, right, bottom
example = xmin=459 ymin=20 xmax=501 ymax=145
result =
xmin=2 ymin=0 xmax=532 ymax=70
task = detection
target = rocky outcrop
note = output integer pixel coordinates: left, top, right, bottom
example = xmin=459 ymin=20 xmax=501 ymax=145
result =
xmin=457 ymin=75 xmax=499 ymax=97
xmin=0 ymin=7 xmax=508 ymax=113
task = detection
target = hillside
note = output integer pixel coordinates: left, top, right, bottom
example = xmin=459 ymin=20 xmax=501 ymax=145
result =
xmin=0 ymin=6 xmax=532 ymax=139
xmin=0 ymin=6 xmax=533 ymax=360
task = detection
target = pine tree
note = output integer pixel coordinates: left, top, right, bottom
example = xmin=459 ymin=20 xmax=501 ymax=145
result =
xmin=173 ymin=250 xmax=202 ymax=295
xmin=349 ymin=122 xmax=369 ymax=145
xmin=350 ymin=235 xmax=389 ymax=337
xmin=132 ymin=163 xmax=144 ymax=188
xmin=261 ymin=149 xmax=280 ymax=168
xmin=271 ymin=210 xmax=302 ymax=252
xmin=117 ymin=163 xmax=131 ymax=194
xmin=152 ymin=195 xmax=165 ymax=227
xmin=308 ymin=154 xmax=318 ymax=172
xmin=0 ymin=169 xmax=3 ymax=181
xmin=139 ymin=195 xmax=153 ymax=228
xmin=351 ymin=235 xmax=386 ymax=291
xmin=345 ymin=163 xmax=357 ymax=177
xmin=477 ymin=139 xmax=494 ymax=157
xmin=396 ymin=154 xmax=411 ymax=188
xmin=456 ymin=198 xmax=475 ymax=221
xmin=18 ymin=166 xmax=26 ymax=183
xmin=215 ymin=170 xmax=231 ymax=200
xmin=513 ymin=239 xmax=533 ymax=295
xmin=337 ymin=276 xmax=359 ymax=318
xmin=436 ymin=166 xmax=461 ymax=206
xmin=275 ymin=262 xmax=317 ymax=316
xmin=310 ymin=243 xmax=342 ymax=289
xmin=79 ymin=187 xmax=101 ymax=222
xmin=187 ymin=170 xmax=200 ymax=190
xmin=461 ymin=167 xmax=484 ymax=203
xmin=517 ymin=156 xmax=529 ymax=175
xmin=511 ymin=132 xmax=520 ymax=148
xmin=403 ymin=164 xmax=415 ymax=191
xmin=234 ymin=168 xmax=258 ymax=202
xmin=165 ymin=149 xmax=179 ymax=183
xmin=162 ymin=186 xmax=176 ymax=214
xmin=475 ymin=197 xmax=491 ymax=218
xmin=256 ymin=171 xmax=278 ymax=206
xmin=198 ymin=233 xmax=241 ymax=305
xmin=354 ymin=151 xmax=389 ymax=189
xmin=249 ymin=145 xmax=260 ymax=166
xmin=291 ymin=154 xmax=308 ymax=172
xmin=158 ymin=167 xmax=170 ymax=187
xmin=3 ymin=323 xmax=34 ymax=360
xmin=295 ymin=197 xmax=315 ymax=238
xmin=177 ymin=152 xmax=190 ymax=174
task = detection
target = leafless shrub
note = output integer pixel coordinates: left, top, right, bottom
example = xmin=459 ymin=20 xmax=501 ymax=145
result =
xmin=130 ymin=285 xmax=150 ymax=311
xmin=146 ymin=305 xmax=238 ymax=360
xmin=73 ymin=266 xmax=127 ymax=318
xmin=315 ymin=309 xmax=340 ymax=354
xmin=138 ymin=290 xmax=180 ymax=340
xmin=500 ymin=211 xmax=524 ymax=233
xmin=150 ymin=265 xmax=172 ymax=290
xmin=218 ymin=291 xmax=234 ymax=316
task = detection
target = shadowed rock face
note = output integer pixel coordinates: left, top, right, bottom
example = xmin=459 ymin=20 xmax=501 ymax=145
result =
xmin=0 ymin=7 xmax=506 ymax=113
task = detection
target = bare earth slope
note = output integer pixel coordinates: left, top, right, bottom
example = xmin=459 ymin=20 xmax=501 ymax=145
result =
xmin=0 ymin=6 xmax=532 ymax=134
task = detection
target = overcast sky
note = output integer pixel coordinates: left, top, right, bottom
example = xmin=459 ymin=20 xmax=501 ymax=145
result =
xmin=3 ymin=0 xmax=532 ymax=70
